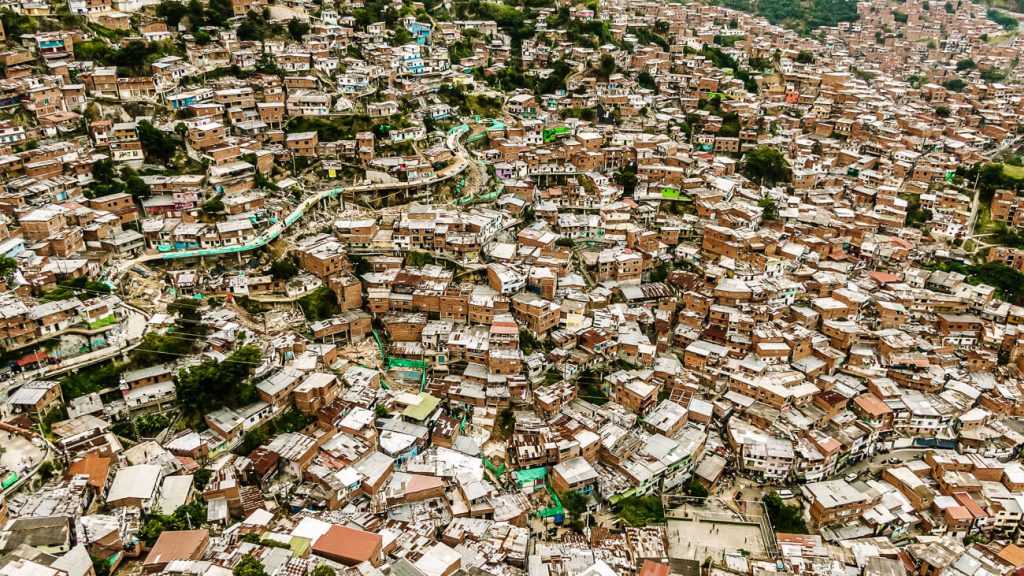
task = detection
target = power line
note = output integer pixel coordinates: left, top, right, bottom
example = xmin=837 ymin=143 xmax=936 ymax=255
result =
xmin=128 ymin=347 xmax=264 ymax=365
xmin=37 ymin=285 xmax=122 ymax=298
xmin=134 ymin=330 xmax=267 ymax=351
xmin=150 ymin=328 xmax=217 ymax=339
xmin=136 ymin=333 xmax=213 ymax=346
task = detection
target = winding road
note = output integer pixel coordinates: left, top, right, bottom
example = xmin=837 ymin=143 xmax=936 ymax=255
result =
xmin=0 ymin=304 xmax=150 ymax=399
xmin=113 ymin=121 xmax=483 ymax=277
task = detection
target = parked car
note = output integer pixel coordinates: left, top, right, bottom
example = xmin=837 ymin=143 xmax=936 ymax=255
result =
xmin=844 ymin=472 xmax=859 ymax=482
xmin=776 ymin=489 xmax=795 ymax=499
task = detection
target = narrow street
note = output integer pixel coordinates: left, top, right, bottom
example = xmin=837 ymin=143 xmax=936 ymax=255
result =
xmin=0 ymin=304 xmax=150 ymax=402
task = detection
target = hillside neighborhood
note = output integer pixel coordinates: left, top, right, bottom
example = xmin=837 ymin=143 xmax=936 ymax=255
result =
xmin=3 ymin=0 xmax=1024 ymax=574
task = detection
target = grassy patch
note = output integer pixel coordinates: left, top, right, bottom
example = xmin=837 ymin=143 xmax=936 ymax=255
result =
xmin=662 ymin=199 xmax=696 ymax=216
xmin=922 ymin=260 xmax=1024 ymax=305
xmin=576 ymin=369 xmax=609 ymax=405
xmin=61 ymin=361 xmax=125 ymax=399
xmin=233 ymin=408 xmax=315 ymax=455
xmin=987 ymin=31 xmax=1018 ymax=45
xmin=297 ymin=286 xmax=341 ymax=322
xmin=1003 ymin=164 xmax=1024 ymax=179
xmin=976 ymin=202 xmax=1000 ymax=234
xmin=467 ymin=94 xmax=502 ymax=117
xmin=764 ymin=493 xmax=808 ymax=533
xmin=614 ymin=495 xmax=666 ymax=526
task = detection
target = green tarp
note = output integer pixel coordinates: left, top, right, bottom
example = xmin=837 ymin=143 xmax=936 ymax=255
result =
xmin=515 ymin=467 xmax=547 ymax=485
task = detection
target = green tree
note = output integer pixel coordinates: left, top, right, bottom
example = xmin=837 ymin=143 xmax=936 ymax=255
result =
xmin=168 ymin=298 xmax=206 ymax=334
xmin=92 ymin=158 xmax=116 ymax=182
xmin=519 ymin=328 xmax=544 ymax=354
xmin=193 ymin=468 xmax=213 ymax=489
xmin=206 ymin=0 xmax=234 ymax=26
xmin=61 ymin=361 xmax=125 ymax=399
xmin=237 ymin=19 xmax=263 ymax=41
xmin=613 ymin=495 xmax=665 ymax=526
xmin=932 ymin=260 xmax=1024 ymax=305
xmin=38 ymin=460 xmax=55 ymax=480
xmin=174 ymin=345 xmax=262 ymax=422
xmin=311 ymin=566 xmax=336 ymax=576
xmin=297 ymin=286 xmax=340 ymax=321
xmin=648 ymin=262 xmax=671 ymax=283
xmin=759 ymin=197 xmax=779 ymax=220
xmin=40 ymin=276 xmax=113 ymax=302
xmin=138 ymin=501 xmax=207 ymax=545
xmin=136 ymin=413 xmax=170 ymax=437
xmin=956 ymin=58 xmax=976 ymax=71
xmin=947 ymin=162 xmax=1009 ymax=203
xmin=0 ymin=256 xmax=18 ymax=283
xmin=987 ymin=8 xmax=1019 ymax=30
xmin=981 ymin=67 xmax=1007 ymax=82
xmin=91 ymin=555 xmax=111 ymax=576
xmin=269 ymin=255 xmax=299 ymax=280
xmin=233 ymin=556 xmax=268 ymax=576
xmin=535 ymin=59 xmax=572 ymax=95
xmin=84 ymin=103 xmax=102 ymax=120
xmin=0 ymin=9 xmax=36 ymax=39
xmin=405 ymin=250 xmax=434 ymax=267
xmin=942 ymin=78 xmax=967 ymax=92
xmin=560 ymin=107 xmax=597 ymax=122
xmin=122 ymin=167 xmax=152 ymax=198
xmin=597 ymin=53 xmax=616 ymax=79
xmin=129 ymin=324 xmax=205 ymax=367
xmin=156 ymin=0 xmax=188 ymax=27
xmin=393 ymin=25 xmax=413 ymax=45
xmin=202 ymin=197 xmax=225 ymax=214
xmin=637 ymin=71 xmax=657 ymax=91
xmin=233 ymin=426 xmax=270 ymax=456
xmin=683 ymin=479 xmax=709 ymax=502
xmin=614 ymin=163 xmax=639 ymax=194
xmin=237 ymin=10 xmax=269 ymax=41
xmin=763 ymin=493 xmax=808 ymax=533
xmin=287 ymin=115 xmax=401 ymax=142
xmin=137 ymin=120 xmax=179 ymax=164
xmin=88 ymin=164 xmax=134 ymax=199
xmin=233 ymin=409 xmax=313 ymax=456
xmin=99 ymin=40 xmax=182 ymax=76
xmin=795 ymin=50 xmax=815 ymax=64
xmin=576 ymin=368 xmax=608 ymax=404
xmin=742 ymin=147 xmax=791 ymax=185
xmin=747 ymin=0 xmax=859 ymax=31
xmin=182 ymin=0 xmax=207 ymax=28
xmin=288 ymin=17 xmax=310 ymax=41
xmin=74 ymin=40 xmax=116 ymax=64
xmin=563 ymin=490 xmax=589 ymax=531
xmin=496 ymin=408 xmax=515 ymax=438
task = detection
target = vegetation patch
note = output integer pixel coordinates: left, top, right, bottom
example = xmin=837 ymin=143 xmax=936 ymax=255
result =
xmin=614 ymin=495 xmax=666 ymax=526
